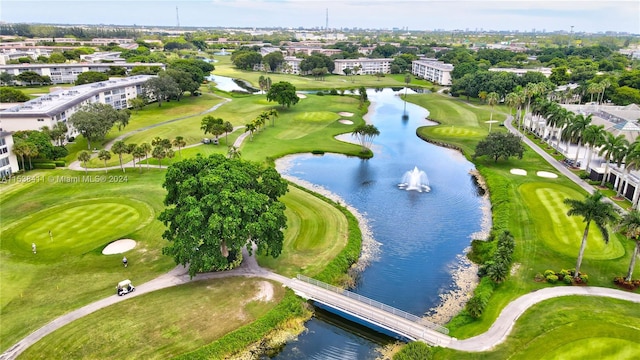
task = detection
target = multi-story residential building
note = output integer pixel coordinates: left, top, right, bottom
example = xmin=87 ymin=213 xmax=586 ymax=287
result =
xmin=333 ymin=58 xmax=393 ymax=75
xmin=411 ymin=59 xmax=453 ymax=85
xmin=0 ymin=131 xmax=19 ymax=178
xmin=0 ymin=62 xmax=165 ymax=84
xmin=0 ymin=75 xmax=155 ymax=140
xmin=282 ymin=56 xmax=302 ymax=74
xmin=282 ymin=46 xmax=342 ymax=57
xmin=488 ymin=67 xmax=553 ymax=77
xmin=79 ymin=51 xmax=127 ymax=63
xmin=0 ymin=48 xmax=54 ymax=65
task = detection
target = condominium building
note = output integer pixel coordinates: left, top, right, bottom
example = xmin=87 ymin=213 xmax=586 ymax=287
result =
xmin=0 ymin=75 xmax=155 ymax=139
xmin=0 ymin=62 xmax=165 ymax=84
xmin=411 ymin=59 xmax=453 ymax=85
xmin=0 ymin=131 xmax=19 ymax=179
xmin=333 ymin=58 xmax=393 ymax=75
xmin=282 ymin=56 xmax=302 ymax=75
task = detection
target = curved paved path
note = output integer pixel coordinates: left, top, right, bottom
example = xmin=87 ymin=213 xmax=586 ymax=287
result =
xmin=4 ymin=100 xmax=639 ymax=359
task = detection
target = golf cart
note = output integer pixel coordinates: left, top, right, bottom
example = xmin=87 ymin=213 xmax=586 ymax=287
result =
xmin=116 ymin=279 xmax=135 ymax=296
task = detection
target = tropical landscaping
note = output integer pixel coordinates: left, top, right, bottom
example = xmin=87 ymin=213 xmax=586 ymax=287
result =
xmin=2 ymin=44 xmax=640 ymax=360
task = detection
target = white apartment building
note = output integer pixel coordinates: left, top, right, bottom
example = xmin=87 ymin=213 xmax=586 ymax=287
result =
xmin=0 ymin=131 xmax=19 ymax=179
xmin=282 ymin=56 xmax=302 ymax=75
xmin=0 ymin=75 xmax=155 ymax=140
xmin=0 ymin=48 xmax=54 ymax=65
xmin=411 ymin=60 xmax=453 ymax=85
xmin=333 ymin=58 xmax=393 ymax=75
xmin=0 ymin=62 xmax=165 ymax=84
xmin=79 ymin=51 xmax=126 ymax=63
xmin=488 ymin=67 xmax=553 ymax=77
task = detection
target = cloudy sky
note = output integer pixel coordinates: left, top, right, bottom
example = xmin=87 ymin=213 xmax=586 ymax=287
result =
xmin=1 ymin=0 xmax=638 ymax=33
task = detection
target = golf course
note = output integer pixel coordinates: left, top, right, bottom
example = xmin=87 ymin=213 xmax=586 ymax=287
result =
xmin=1 ymin=61 xmax=639 ymax=359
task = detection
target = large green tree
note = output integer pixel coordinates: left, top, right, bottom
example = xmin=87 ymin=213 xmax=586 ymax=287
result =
xmin=75 ymin=71 xmax=108 ymax=85
xmin=159 ymin=154 xmax=288 ymax=278
xmin=69 ymin=103 xmax=130 ymax=149
xmin=142 ymin=76 xmax=181 ymax=107
xmin=473 ymin=132 xmax=525 ymax=162
xmin=0 ymin=87 xmax=29 ymax=102
xmin=564 ymin=191 xmax=619 ymax=279
xmin=266 ymin=81 xmax=299 ymax=108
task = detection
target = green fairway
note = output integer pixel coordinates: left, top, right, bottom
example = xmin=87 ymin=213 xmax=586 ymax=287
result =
xmin=2 ymin=198 xmax=152 ymax=260
xmin=520 ymin=183 xmax=624 ymax=260
xmin=258 ymin=186 xmax=348 ymax=277
xmin=432 ymin=296 xmax=640 ymax=360
xmin=19 ymin=278 xmax=285 ymax=360
xmin=0 ymin=169 xmax=175 ymax=351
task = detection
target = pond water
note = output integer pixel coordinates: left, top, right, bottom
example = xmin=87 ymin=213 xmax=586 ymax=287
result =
xmin=271 ymin=88 xmax=487 ymax=359
xmin=207 ymin=74 xmax=249 ymax=93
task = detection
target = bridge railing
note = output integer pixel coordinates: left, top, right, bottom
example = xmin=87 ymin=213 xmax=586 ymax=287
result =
xmin=296 ymin=274 xmax=449 ymax=335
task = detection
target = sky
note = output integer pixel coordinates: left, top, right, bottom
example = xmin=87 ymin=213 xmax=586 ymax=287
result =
xmin=1 ymin=0 xmax=639 ymax=34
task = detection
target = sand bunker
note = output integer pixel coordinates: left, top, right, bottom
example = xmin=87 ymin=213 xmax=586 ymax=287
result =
xmin=102 ymin=239 xmax=137 ymax=255
xmin=338 ymin=112 xmax=354 ymax=117
xmin=510 ymin=169 xmax=527 ymax=176
xmin=537 ymin=171 xmax=558 ymax=178
xmin=296 ymin=93 xmax=307 ymax=99
xmin=338 ymin=119 xmax=354 ymax=125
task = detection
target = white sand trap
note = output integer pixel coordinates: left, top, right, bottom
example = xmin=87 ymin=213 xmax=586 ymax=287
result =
xmin=296 ymin=93 xmax=307 ymax=99
xmin=510 ymin=169 xmax=527 ymax=176
xmin=537 ymin=171 xmax=558 ymax=178
xmin=338 ymin=119 xmax=354 ymax=125
xmin=102 ymin=239 xmax=137 ymax=255
xmin=338 ymin=112 xmax=354 ymax=117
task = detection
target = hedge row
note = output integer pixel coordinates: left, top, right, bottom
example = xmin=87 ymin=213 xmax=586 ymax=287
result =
xmin=32 ymin=162 xmax=56 ymax=169
xmin=173 ymin=291 xmax=309 ymax=360
xmin=465 ymin=277 xmax=496 ymax=319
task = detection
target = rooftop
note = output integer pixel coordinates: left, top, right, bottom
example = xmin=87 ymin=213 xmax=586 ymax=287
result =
xmin=0 ymin=75 xmax=154 ymax=118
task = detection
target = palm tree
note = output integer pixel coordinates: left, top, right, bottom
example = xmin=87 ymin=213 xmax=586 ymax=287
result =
xmin=111 ymin=140 xmax=128 ymax=173
xmin=352 ymin=124 xmax=380 ymax=152
xmin=615 ymin=141 xmax=640 ymax=199
xmin=616 ymin=210 xmax=640 ymax=281
xmin=504 ymin=92 xmax=520 ymax=125
xmin=201 ymin=115 xmax=225 ymax=142
xmin=598 ymin=79 xmax=611 ymax=105
xmin=78 ymin=151 xmax=91 ymax=175
xmin=587 ymin=83 xmax=599 ymax=103
xmin=172 ymin=136 xmax=186 ymax=158
xmin=126 ymin=143 xmax=137 ymax=168
xmin=222 ymin=121 xmax=233 ymax=145
xmin=564 ymin=191 xmax=619 ymax=279
xmin=562 ymin=113 xmax=592 ymax=164
xmin=581 ymin=125 xmax=606 ymax=170
xmin=245 ymin=122 xmax=256 ymax=141
xmin=152 ymin=145 xmax=166 ymax=168
xmin=140 ymin=142 xmax=152 ymax=169
xmin=486 ymin=91 xmax=500 ymax=121
xmin=22 ymin=142 xmax=38 ymax=170
xmin=97 ymin=149 xmax=111 ymax=173
xmin=258 ymin=75 xmax=266 ymax=93
xmin=227 ymin=146 xmax=241 ymax=159
xmin=132 ymin=146 xmax=146 ymax=173
xmin=12 ymin=141 xmax=26 ymax=171
xmin=598 ymin=133 xmax=629 ymax=187
xmin=267 ymin=109 xmax=279 ymax=127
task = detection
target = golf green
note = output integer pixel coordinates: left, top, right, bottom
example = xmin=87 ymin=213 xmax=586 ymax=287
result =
xmin=541 ymin=338 xmax=640 ymax=359
xmin=2 ymin=198 xmax=153 ymax=260
xmin=430 ymin=126 xmax=482 ymax=138
xmin=292 ymin=111 xmax=340 ymax=123
xmin=520 ymin=183 xmax=624 ymax=260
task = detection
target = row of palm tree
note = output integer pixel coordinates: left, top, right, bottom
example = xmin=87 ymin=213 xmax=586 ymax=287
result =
xmin=201 ymin=115 xmax=234 ymax=145
xmin=79 ymin=136 xmax=187 ymax=174
xmin=566 ymin=191 xmax=639 ymax=282
xmin=12 ymin=140 xmax=39 ymax=171
xmin=244 ymin=109 xmax=278 ymax=141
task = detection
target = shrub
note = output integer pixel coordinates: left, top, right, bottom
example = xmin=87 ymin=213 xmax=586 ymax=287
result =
xmin=544 ymin=269 xmax=556 ymax=277
xmin=563 ymin=276 xmax=573 ymax=284
xmin=54 ymin=160 xmax=66 ymax=167
xmin=534 ymin=273 xmax=545 ymax=282
xmin=393 ymin=341 xmax=433 ymax=360
xmin=329 ymin=89 xmax=338 ymax=95
xmin=579 ymin=274 xmax=588 ymax=284
xmin=311 ymin=150 xmax=325 ymax=155
xmin=316 ymin=91 xmax=325 ymax=96
xmin=546 ymin=274 xmax=559 ymax=284
xmin=32 ymin=162 xmax=56 ymax=169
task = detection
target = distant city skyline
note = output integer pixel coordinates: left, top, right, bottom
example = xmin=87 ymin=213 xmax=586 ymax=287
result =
xmin=1 ymin=0 xmax=639 ymax=34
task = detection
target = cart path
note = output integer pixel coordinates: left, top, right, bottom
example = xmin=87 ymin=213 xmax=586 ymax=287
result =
xmin=2 ymin=246 xmax=638 ymax=359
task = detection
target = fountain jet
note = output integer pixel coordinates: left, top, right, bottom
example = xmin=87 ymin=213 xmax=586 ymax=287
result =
xmin=398 ymin=166 xmax=430 ymax=192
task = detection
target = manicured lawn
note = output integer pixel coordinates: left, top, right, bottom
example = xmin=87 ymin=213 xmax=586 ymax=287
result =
xmin=19 ymin=278 xmax=284 ymax=359
xmin=0 ymin=169 xmax=175 ymax=352
xmin=257 ymin=186 xmax=349 ymax=277
xmin=432 ymin=296 xmax=640 ymax=360
xmin=406 ymin=93 xmax=639 ymax=342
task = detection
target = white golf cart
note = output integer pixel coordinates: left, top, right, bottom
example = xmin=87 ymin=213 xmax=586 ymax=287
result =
xmin=116 ymin=279 xmax=135 ymax=296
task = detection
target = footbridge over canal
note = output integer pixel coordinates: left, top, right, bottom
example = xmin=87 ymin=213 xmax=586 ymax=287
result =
xmin=291 ymin=275 xmax=453 ymax=346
